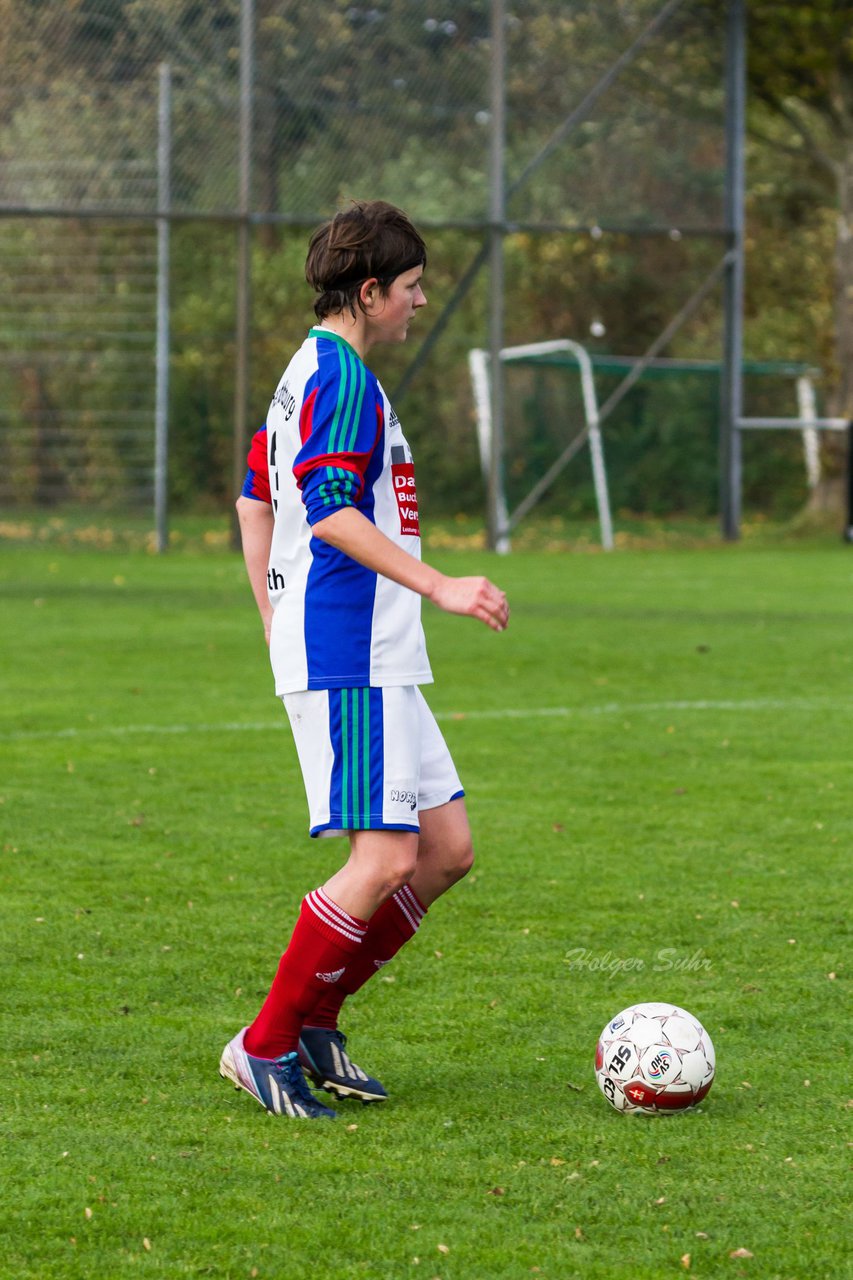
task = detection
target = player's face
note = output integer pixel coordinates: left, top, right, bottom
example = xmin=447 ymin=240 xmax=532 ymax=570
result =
xmin=364 ymin=265 xmax=427 ymax=345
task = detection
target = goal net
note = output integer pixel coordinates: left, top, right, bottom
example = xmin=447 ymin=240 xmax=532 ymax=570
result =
xmin=470 ymin=342 xmax=828 ymax=548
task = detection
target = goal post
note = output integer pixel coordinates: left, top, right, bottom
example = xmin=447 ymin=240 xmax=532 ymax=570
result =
xmin=469 ymin=339 xmax=615 ymax=553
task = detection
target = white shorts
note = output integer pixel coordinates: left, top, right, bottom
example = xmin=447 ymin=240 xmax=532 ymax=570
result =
xmin=282 ymin=686 xmax=464 ymax=838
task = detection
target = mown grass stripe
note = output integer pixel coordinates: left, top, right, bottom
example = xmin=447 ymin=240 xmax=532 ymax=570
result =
xmin=3 ymin=697 xmax=852 ymax=743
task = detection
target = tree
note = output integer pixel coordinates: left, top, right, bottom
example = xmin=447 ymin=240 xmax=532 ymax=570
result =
xmin=744 ymin=0 xmax=853 ymax=512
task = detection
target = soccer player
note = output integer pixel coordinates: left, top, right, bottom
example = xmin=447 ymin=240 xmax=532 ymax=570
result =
xmin=220 ymin=200 xmax=509 ymax=1119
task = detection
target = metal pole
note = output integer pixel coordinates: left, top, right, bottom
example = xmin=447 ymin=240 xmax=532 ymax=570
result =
xmin=720 ymin=0 xmax=746 ymax=540
xmin=487 ymin=0 xmax=508 ymax=553
xmin=846 ymin=423 xmax=853 ymax=543
xmin=495 ymin=340 xmax=614 ymax=549
xmin=154 ymin=62 xmax=172 ymax=554
xmin=231 ymin=0 xmax=254 ymax=550
xmin=796 ymin=375 xmax=821 ymax=490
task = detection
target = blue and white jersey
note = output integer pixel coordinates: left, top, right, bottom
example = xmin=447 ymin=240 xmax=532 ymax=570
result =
xmin=255 ymin=328 xmax=433 ymax=695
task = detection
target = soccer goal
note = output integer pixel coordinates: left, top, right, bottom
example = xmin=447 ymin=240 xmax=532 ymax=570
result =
xmin=470 ymin=341 xmax=840 ymax=549
xmin=469 ymin=340 xmax=615 ymax=553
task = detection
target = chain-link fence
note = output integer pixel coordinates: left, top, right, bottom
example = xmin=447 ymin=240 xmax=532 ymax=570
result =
xmin=1 ymin=0 xmax=747 ymax=540
xmin=0 ymin=0 xmax=726 ymax=221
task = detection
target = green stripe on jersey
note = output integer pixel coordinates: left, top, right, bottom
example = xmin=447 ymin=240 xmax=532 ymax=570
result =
xmin=340 ymin=690 xmax=350 ymax=828
xmin=339 ymin=689 xmax=373 ymax=829
xmin=328 ymin=343 xmax=366 ymax=456
xmin=342 ymin=350 xmax=367 ymax=454
xmin=329 ymin=345 xmax=349 ymax=455
xmin=362 ymin=688 xmax=370 ymax=823
xmin=351 ymin=690 xmax=360 ymax=827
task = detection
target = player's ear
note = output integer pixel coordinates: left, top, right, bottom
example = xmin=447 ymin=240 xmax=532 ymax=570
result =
xmin=359 ymin=277 xmax=380 ymax=311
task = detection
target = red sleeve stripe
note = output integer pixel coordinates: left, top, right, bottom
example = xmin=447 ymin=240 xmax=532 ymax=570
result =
xmin=241 ymin=425 xmax=270 ymax=503
xmin=299 ymin=387 xmax=318 ymax=444
xmin=293 ymin=451 xmax=371 ymax=489
xmin=241 ymin=468 xmax=271 ymax=503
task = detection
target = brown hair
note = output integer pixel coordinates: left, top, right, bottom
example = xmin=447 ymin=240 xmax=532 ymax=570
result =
xmin=305 ymin=200 xmax=427 ymax=320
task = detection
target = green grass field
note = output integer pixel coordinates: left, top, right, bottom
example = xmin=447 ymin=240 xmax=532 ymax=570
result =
xmin=1 ymin=532 xmax=850 ymax=1280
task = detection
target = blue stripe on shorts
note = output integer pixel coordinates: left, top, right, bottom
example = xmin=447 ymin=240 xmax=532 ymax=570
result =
xmin=328 ymin=688 xmax=386 ymax=830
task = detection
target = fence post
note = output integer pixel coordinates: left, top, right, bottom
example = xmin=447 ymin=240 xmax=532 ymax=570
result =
xmin=846 ymin=423 xmax=853 ymax=543
xmin=720 ymin=0 xmax=746 ymax=541
xmin=231 ymin=0 xmax=255 ymax=550
xmin=154 ymin=62 xmax=172 ymax=554
xmin=487 ymin=0 xmax=509 ymax=554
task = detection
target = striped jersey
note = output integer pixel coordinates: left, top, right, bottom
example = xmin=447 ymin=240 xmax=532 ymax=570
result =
xmin=243 ymin=328 xmax=433 ymax=695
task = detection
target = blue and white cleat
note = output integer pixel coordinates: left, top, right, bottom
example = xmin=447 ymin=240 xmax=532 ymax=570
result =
xmin=298 ymin=1026 xmax=388 ymax=1103
xmin=220 ymin=1028 xmax=337 ymax=1119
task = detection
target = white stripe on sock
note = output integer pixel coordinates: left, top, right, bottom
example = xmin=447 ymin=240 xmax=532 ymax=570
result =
xmin=393 ymin=889 xmax=421 ymax=933
xmin=309 ymin=889 xmax=362 ymax=928
xmin=306 ymin=891 xmax=365 ymax=944
xmin=398 ymin=883 xmax=425 ymax=923
xmin=315 ymin=886 xmax=364 ymax=932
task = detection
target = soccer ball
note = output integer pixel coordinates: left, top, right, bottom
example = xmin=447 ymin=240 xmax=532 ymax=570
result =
xmin=594 ymin=1002 xmax=715 ymax=1114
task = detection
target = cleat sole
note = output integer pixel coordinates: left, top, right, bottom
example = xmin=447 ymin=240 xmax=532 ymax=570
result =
xmin=298 ymin=1030 xmax=387 ymax=1103
xmin=319 ymin=1080 xmax=388 ymax=1103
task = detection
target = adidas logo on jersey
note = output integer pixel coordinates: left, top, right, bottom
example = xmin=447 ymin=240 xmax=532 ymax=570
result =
xmin=315 ymin=967 xmax=346 ymax=983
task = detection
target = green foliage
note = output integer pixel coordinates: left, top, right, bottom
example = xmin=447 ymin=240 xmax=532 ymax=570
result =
xmin=737 ymin=0 xmax=853 ymax=422
xmin=1 ymin=539 xmax=851 ymax=1278
xmin=746 ymin=0 xmax=853 ymax=139
xmin=161 ymin=226 xmax=822 ymax=521
xmin=1 ymin=0 xmax=849 ymax=516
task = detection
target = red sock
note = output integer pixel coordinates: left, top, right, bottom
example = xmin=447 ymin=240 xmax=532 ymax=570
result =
xmin=307 ymin=884 xmax=427 ymax=1030
xmin=243 ymin=888 xmax=367 ymax=1059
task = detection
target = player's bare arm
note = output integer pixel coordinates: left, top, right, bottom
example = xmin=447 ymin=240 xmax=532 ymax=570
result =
xmin=311 ymin=505 xmax=509 ymax=633
xmin=236 ymin=494 xmax=275 ymax=643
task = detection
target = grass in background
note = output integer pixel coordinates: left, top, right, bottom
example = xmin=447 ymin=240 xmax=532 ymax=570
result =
xmin=0 ymin=506 xmax=842 ymax=555
xmin=1 ymin=533 xmax=850 ymax=1279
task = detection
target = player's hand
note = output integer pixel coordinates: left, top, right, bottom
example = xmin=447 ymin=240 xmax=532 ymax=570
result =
xmin=429 ymin=574 xmax=509 ymax=632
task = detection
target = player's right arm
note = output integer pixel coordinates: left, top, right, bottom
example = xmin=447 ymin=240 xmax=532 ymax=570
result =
xmin=237 ymin=425 xmax=274 ymax=645
xmin=312 ymin=506 xmax=509 ymax=633
xmin=236 ymin=496 xmax=274 ymax=644
xmin=294 ymin=344 xmax=509 ymax=632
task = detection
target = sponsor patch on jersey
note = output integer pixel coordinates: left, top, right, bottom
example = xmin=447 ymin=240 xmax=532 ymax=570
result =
xmin=391 ymin=449 xmax=420 ymax=535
